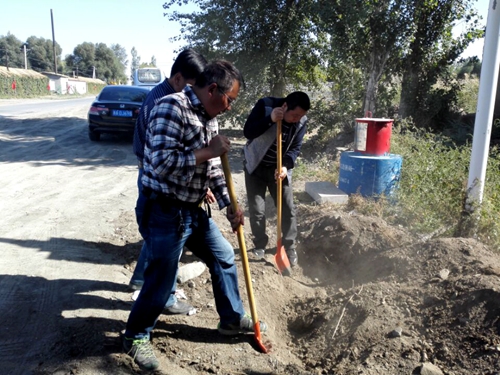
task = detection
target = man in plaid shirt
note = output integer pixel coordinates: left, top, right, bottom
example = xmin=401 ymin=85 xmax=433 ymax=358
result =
xmin=128 ymin=49 xmax=213 ymax=317
xmin=122 ymin=60 xmax=267 ymax=371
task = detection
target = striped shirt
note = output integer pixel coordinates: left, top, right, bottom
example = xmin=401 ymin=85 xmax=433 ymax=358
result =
xmin=142 ymin=85 xmax=230 ymax=209
xmin=261 ymin=122 xmax=292 ymax=166
xmin=132 ymin=79 xmax=176 ymax=162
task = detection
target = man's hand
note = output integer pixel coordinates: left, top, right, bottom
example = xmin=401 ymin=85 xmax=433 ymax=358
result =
xmin=208 ymin=135 xmax=231 ymax=158
xmin=226 ymin=204 xmax=244 ymax=232
xmin=205 ymin=188 xmax=216 ymax=204
xmin=271 ymin=102 xmax=287 ymax=123
xmin=275 ymin=166 xmax=287 ymax=181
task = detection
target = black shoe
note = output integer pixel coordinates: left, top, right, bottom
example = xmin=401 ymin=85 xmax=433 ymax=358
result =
xmin=164 ymin=300 xmax=196 ymax=315
xmin=287 ymin=249 xmax=298 ymax=267
xmin=122 ymin=336 xmax=159 ymax=370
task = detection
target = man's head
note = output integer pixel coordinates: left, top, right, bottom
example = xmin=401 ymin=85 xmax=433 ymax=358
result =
xmin=284 ymin=91 xmax=310 ymax=123
xmin=169 ymin=49 xmax=207 ymax=92
xmin=193 ymin=60 xmax=244 ymax=119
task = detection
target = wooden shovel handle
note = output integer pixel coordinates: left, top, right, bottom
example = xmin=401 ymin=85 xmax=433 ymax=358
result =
xmin=220 ymin=153 xmax=266 ymax=350
xmin=277 ymin=120 xmax=282 ymax=241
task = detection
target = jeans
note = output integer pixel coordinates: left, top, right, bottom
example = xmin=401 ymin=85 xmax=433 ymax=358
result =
xmin=244 ymin=162 xmax=297 ymax=251
xmin=131 ymin=168 xmax=177 ymax=308
xmin=125 ymin=199 xmax=245 ymax=340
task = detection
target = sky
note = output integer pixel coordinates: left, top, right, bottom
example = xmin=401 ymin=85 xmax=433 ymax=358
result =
xmin=0 ymin=0 xmax=492 ymax=77
xmin=0 ymin=0 xmax=195 ymax=76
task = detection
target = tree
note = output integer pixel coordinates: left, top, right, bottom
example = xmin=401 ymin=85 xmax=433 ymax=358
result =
xmin=316 ymin=0 xmax=413 ymax=116
xmin=0 ymin=33 xmax=25 ymax=69
xmin=65 ymin=42 xmax=127 ymax=82
xmin=111 ymin=43 xmax=128 ymax=73
xmin=163 ymin=0 xmax=326 ymax=99
xmin=26 ymin=36 xmax=62 ymax=72
xmin=398 ymin=0 xmax=483 ymax=127
xmin=130 ymin=47 xmax=141 ymax=81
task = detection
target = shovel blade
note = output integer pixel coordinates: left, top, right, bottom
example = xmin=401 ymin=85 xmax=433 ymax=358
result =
xmin=274 ymin=239 xmax=292 ymax=277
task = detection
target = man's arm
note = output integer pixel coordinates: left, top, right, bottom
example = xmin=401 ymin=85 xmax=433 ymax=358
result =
xmin=243 ymin=98 xmax=274 ymax=139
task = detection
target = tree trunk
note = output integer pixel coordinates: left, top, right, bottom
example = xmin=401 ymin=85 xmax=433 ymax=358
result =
xmin=399 ymin=69 xmax=419 ymax=119
xmin=363 ymin=49 xmax=389 ymax=116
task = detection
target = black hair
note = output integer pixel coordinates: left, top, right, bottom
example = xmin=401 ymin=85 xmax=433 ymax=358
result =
xmin=285 ymin=91 xmax=310 ymax=111
xmin=195 ymin=60 xmax=245 ymax=92
xmin=170 ymin=49 xmax=207 ymax=80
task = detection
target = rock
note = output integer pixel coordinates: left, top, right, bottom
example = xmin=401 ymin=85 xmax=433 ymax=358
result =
xmin=439 ymin=269 xmax=450 ymax=280
xmin=418 ymin=362 xmax=444 ymax=375
xmin=388 ymin=326 xmax=403 ymax=338
xmin=177 ymin=261 xmax=206 ymax=284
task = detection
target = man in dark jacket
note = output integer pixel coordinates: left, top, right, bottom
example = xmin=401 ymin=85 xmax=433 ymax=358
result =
xmin=243 ymin=91 xmax=310 ymax=266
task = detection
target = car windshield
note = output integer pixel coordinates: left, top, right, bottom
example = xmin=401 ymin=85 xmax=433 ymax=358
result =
xmin=99 ymin=88 xmax=147 ymax=103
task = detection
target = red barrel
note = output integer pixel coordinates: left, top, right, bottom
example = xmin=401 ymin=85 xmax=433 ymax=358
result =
xmin=354 ymin=118 xmax=393 ymax=156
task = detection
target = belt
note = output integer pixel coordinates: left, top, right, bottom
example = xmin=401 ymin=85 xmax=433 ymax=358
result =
xmin=142 ymin=187 xmax=204 ymax=209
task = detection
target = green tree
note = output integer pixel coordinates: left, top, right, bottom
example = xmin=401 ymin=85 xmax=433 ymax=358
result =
xmin=163 ymin=0 xmax=326 ymax=100
xmin=0 ymin=33 xmax=25 ymax=69
xmin=26 ymin=36 xmax=62 ymax=72
xmin=316 ymin=0 xmax=413 ymax=116
xmin=130 ymin=47 xmax=141 ymax=81
xmin=398 ymin=0 xmax=483 ymax=127
xmin=65 ymin=42 xmax=126 ymax=82
xmin=111 ymin=43 xmax=128 ymax=77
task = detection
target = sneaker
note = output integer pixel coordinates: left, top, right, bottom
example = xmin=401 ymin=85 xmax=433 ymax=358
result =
xmin=164 ymin=300 xmax=196 ymax=315
xmin=252 ymin=248 xmax=265 ymax=259
xmin=218 ymin=314 xmax=268 ymax=336
xmin=287 ymin=249 xmax=298 ymax=267
xmin=128 ymin=280 xmax=144 ymax=291
xmin=122 ymin=336 xmax=159 ymax=370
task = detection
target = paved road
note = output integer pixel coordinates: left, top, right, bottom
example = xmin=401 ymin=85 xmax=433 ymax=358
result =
xmin=0 ymin=96 xmax=94 ymax=117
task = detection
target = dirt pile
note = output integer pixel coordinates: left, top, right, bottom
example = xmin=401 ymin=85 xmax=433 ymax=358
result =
xmin=91 ymin=202 xmax=500 ymax=375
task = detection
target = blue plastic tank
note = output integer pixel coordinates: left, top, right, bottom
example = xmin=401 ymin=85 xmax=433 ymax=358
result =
xmin=338 ymin=151 xmax=403 ymax=197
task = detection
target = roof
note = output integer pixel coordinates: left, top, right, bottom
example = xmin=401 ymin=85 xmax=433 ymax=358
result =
xmin=0 ymin=66 xmax=46 ymax=78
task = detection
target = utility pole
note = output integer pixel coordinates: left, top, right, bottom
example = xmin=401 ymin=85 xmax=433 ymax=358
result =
xmin=92 ymin=66 xmax=96 ymax=79
xmin=50 ymin=9 xmax=57 ymax=74
xmin=21 ymin=43 xmax=28 ymax=69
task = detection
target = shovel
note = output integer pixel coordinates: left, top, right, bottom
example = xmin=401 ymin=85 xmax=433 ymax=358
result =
xmin=274 ymin=120 xmax=292 ymax=277
xmin=221 ymin=153 xmax=269 ymax=354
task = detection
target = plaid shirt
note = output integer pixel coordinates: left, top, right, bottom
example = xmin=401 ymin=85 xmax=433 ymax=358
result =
xmin=142 ymin=85 xmax=230 ymax=209
xmin=132 ymin=79 xmax=176 ymax=162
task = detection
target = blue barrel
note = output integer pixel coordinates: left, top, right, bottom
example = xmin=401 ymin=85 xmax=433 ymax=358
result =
xmin=338 ymin=151 xmax=403 ymax=197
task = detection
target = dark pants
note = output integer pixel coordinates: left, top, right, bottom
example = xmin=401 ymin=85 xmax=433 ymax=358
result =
xmin=244 ymin=162 xmax=297 ymax=251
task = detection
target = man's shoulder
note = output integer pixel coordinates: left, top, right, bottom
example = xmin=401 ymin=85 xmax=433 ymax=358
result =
xmin=259 ymin=96 xmax=282 ymax=107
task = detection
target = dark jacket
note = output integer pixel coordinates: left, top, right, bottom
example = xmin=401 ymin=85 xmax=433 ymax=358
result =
xmin=243 ymin=97 xmax=307 ymax=175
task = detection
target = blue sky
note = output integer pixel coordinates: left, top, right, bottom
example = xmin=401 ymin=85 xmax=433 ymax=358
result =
xmin=0 ymin=0 xmax=194 ymax=75
xmin=0 ymin=0 xmax=491 ymax=77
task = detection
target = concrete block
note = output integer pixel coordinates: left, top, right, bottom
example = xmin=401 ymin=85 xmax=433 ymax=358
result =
xmin=305 ymin=181 xmax=348 ymax=205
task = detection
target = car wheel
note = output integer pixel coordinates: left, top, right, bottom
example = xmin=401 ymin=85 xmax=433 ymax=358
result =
xmin=89 ymin=130 xmax=101 ymax=141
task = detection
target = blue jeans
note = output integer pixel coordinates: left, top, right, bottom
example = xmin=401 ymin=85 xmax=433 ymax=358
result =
xmin=131 ymin=168 xmax=177 ymax=307
xmin=125 ymin=199 xmax=245 ymax=340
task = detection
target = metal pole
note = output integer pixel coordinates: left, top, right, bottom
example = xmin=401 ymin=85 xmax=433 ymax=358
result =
xmin=50 ymin=9 xmax=57 ymax=73
xmin=465 ymin=0 xmax=500 ymax=210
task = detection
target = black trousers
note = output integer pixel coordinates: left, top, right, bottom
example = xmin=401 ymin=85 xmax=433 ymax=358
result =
xmin=244 ymin=162 xmax=297 ymax=252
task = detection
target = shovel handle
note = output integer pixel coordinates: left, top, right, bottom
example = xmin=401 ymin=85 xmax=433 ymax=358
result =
xmin=277 ymin=120 xmax=282 ymax=245
xmin=220 ymin=153 xmax=266 ymax=348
